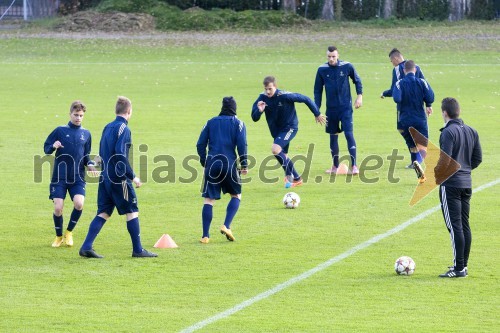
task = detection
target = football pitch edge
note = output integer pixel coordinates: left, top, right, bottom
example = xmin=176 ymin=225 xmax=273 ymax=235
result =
xmin=180 ymin=178 xmax=500 ymax=333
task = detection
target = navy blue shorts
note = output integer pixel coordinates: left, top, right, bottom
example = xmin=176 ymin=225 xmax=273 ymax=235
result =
xmin=273 ymin=128 xmax=298 ymax=154
xmin=97 ymin=178 xmax=139 ymax=216
xmin=49 ymin=180 xmax=86 ymax=200
xmin=202 ymin=160 xmax=241 ymax=200
xmin=399 ymin=121 xmax=428 ymax=149
xmin=326 ymin=110 xmax=353 ymax=134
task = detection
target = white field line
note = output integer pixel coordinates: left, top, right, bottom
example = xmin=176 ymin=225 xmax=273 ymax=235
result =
xmin=0 ymin=61 xmax=498 ymax=66
xmin=180 ymin=178 xmax=500 ymax=333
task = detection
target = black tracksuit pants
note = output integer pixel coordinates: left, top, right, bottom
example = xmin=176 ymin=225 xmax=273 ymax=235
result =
xmin=439 ymin=185 xmax=472 ymax=271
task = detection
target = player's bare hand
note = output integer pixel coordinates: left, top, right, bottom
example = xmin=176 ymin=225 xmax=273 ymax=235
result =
xmin=426 ymin=107 xmax=433 ymax=117
xmin=354 ymin=95 xmax=363 ymax=109
xmin=93 ymin=155 xmax=102 ymax=167
xmin=257 ymin=101 xmax=266 ymax=113
xmin=133 ymin=177 xmax=142 ymax=188
xmin=53 ymin=141 xmax=64 ymax=149
xmin=316 ymin=114 xmax=326 ymax=125
xmin=87 ymin=165 xmax=100 ymax=177
xmin=240 ymin=169 xmax=248 ymax=175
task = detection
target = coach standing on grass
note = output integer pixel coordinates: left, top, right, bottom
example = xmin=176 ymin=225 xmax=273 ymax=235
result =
xmin=435 ymin=97 xmax=482 ymax=278
xmin=79 ymin=96 xmax=157 ymax=259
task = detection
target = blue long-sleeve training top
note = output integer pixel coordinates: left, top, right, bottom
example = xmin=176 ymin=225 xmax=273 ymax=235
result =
xmin=99 ymin=116 xmax=135 ymax=182
xmin=382 ymin=60 xmax=425 ymax=98
xmin=251 ymin=89 xmax=319 ymax=138
xmin=393 ymin=73 xmax=435 ymax=124
xmin=196 ymin=115 xmax=247 ymax=169
xmin=314 ymin=60 xmax=362 ymax=112
xmin=44 ymin=121 xmax=92 ymax=183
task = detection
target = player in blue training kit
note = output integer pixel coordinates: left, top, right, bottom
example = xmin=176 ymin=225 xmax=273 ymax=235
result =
xmin=44 ymin=101 xmax=97 ymax=247
xmin=435 ymin=97 xmax=482 ymax=278
xmin=252 ymin=76 xmax=326 ymax=188
xmin=196 ymin=97 xmax=248 ymax=243
xmin=381 ymin=48 xmax=431 ymax=168
xmin=314 ymin=46 xmax=363 ymax=175
xmin=392 ymin=60 xmax=434 ymax=182
xmin=79 ymin=96 xmax=157 ymax=258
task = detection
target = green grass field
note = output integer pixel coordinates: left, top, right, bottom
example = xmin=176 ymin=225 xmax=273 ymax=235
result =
xmin=0 ymin=23 xmax=499 ymax=332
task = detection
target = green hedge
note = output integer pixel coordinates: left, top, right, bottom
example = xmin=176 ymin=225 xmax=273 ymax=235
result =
xmin=96 ymin=0 xmax=310 ymax=30
xmin=95 ymin=0 xmax=498 ymax=30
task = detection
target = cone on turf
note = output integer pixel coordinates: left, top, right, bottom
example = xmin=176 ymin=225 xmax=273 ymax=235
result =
xmin=336 ymin=163 xmax=349 ymax=175
xmin=154 ymin=234 xmax=178 ymax=248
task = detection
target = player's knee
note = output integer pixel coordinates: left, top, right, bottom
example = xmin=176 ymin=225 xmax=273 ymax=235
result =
xmin=271 ymin=146 xmax=281 ymax=155
xmin=54 ymin=207 xmax=63 ymax=216
xmin=73 ymin=195 xmax=85 ymax=210
xmin=204 ymin=198 xmax=215 ymax=205
xmin=126 ymin=212 xmax=139 ymax=221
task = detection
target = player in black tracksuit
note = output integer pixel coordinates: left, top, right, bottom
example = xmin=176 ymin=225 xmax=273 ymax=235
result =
xmin=434 ymin=97 xmax=482 ymax=278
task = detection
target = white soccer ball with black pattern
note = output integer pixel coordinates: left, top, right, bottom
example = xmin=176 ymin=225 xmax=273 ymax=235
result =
xmin=283 ymin=192 xmax=300 ymax=209
xmin=394 ymin=256 xmax=416 ymax=275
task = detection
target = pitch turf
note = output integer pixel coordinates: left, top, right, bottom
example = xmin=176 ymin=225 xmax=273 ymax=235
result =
xmin=0 ymin=23 xmax=499 ymax=332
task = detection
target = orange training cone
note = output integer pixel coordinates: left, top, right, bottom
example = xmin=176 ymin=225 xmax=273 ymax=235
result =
xmin=336 ymin=163 xmax=349 ymax=175
xmin=154 ymin=234 xmax=178 ymax=248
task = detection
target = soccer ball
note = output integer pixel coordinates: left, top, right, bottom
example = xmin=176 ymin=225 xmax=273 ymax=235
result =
xmin=394 ymin=256 xmax=416 ymax=275
xmin=283 ymin=192 xmax=300 ymax=209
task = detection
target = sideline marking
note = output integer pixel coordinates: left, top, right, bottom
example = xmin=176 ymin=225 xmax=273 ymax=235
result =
xmin=180 ymin=178 xmax=500 ymax=333
xmin=1 ymin=61 xmax=499 ymax=66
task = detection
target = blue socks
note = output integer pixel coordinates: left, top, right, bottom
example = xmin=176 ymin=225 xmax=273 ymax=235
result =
xmin=126 ymin=217 xmax=143 ymax=254
xmin=67 ymin=208 xmax=82 ymax=232
xmin=330 ymin=132 xmax=357 ymax=167
xmin=202 ymin=198 xmax=240 ymax=238
xmin=410 ymin=151 xmax=424 ymax=163
xmin=329 ymin=135 xmax=339 ymax=168
xmin=418 ymin=149 xmax=426 ymax=162
xmin=275 ymin=151 xmax=300 ymax=180
xmin=345 ymin=131 xmax=357 ymax=166
xmin=202 ymin=204 xmax=213 ymax=238
xmin=81 ymin=216 xmax=143 ymax=253
xmin=81 ymin=216 xmax=106 ymax=250
xmin=53 ymin=214 xmax=63 ymax=237
xmin=224 ymin=197 xmax=240 ymax=229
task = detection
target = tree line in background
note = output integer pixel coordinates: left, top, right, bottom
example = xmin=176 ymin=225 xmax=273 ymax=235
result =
xmin=59 ymin=0 xmax=499 ymax=20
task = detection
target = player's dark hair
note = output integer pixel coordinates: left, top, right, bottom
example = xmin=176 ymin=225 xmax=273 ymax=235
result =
xmin=70 ymin=100 xmax=86 ymax=113
xmin=389 ymin=48 xmax=401 ymax=58
xmin=263 ymin=76 xmax=276 ymax=86
xmin=327 ymin=46 xmax=337 ymax=53
xmin=404 ymin=60 xmax=416 ymax=71
xmin=116 ymin=96 xmax=132 ymax=115
xmin=441 ymin=97 xmax=460 ymax=119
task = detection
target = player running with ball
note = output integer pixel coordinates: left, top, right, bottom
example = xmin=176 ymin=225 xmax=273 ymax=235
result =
xmin=252 ymin=76 xmax=326 ymax=188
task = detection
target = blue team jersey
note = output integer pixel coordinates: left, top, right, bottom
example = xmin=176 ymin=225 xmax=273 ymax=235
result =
xmin=251 ymin=89 xmax=319 ymax=139
xmin=314 ymin=60 xmax=363 ymax=112
xmin=99 ymin=116 xmax=135 ymax=182
xmin=196 ymin=115 xmax=247 ymax=169
xmin=44 ymin=121 xmax=92 ymax=183
xmin=382 ymin=60 xmax=425 ymax=99
xmin=393 ymin=73 xmax=435 ymax=124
